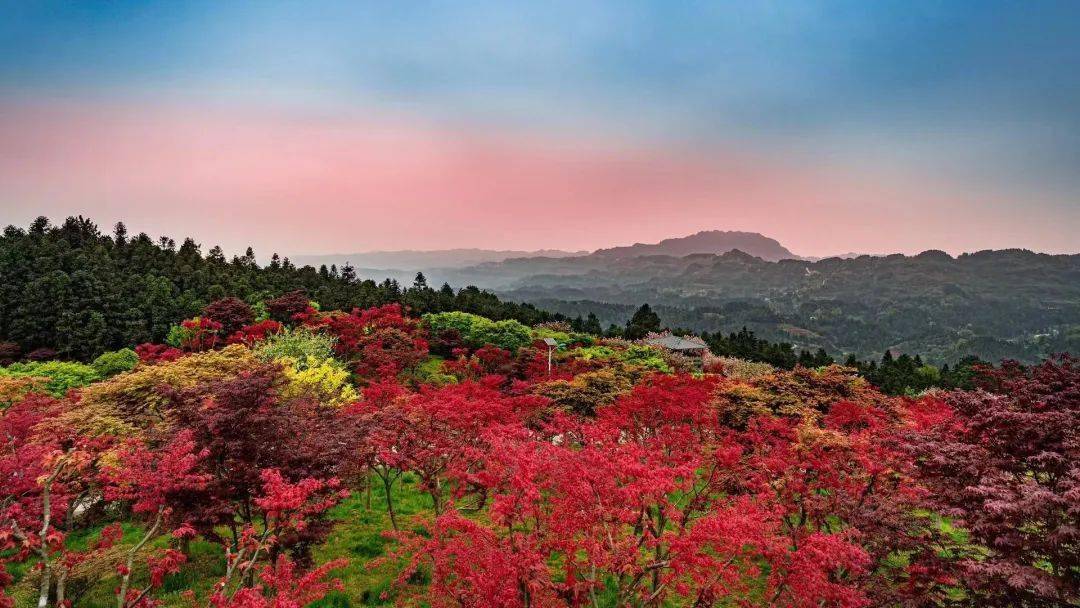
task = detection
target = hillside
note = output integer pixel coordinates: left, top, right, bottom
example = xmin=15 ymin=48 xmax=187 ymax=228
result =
xmin=292 ymin=247 xmax=586 ymax=271
xmin=590 ymin=229 xmax=798 ymax=261
xmin=475 ymin=249 xmax=1080 ymax=364
xmin=2 ymin=286 xmax=1074 ymax=607
xmin=0 ymin=217 xmax=557 ymax=361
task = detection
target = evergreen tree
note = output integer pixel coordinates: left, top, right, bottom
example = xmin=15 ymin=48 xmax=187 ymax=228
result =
xmin=624 ymin=304 xmax=662 ymax=340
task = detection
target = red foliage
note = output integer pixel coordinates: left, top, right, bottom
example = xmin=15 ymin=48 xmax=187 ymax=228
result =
xmin=906 ymin=356 xmax=1080 ymax=606
xmin=265 ymin=291 xmax=313 ymax=325
xmin=203 ymin=298 xmax=256 ymax=337
xmin=164 ymin=367 xmax=354 ymax=555
xmin=382 ymin=375 xmax=888 ymax=607
xmin=225 ymin=319 xmax=282 ymax=346
xmin=135 ymin=343 xmax=183 ymax=365
xmin=204 ymin=470 xmax=347 ymax=608
xmin=0 ymin=393 xmax=106 ymax=607
xmin=103 ymin=429 xmax=211 ymax=515
xmin=178 ymin=317 xmax=224 ymax=352
xmin=310 ymin=305 xmax=428 ymax=380
xmin=208 ymin=555 xmax=346 ymax=608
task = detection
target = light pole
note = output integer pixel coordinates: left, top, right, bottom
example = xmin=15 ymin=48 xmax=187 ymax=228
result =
xmin=543 ymin=337 xmax=558 ymax=375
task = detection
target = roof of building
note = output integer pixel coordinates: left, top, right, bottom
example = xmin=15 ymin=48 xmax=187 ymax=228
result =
xmin=644 ymin=335 xmax=708 ymax=351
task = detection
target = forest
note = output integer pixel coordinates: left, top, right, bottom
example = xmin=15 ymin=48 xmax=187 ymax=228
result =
xmin=443 ymin=247 xmax=1080 ymax=364
xmin=1 ymin=217 xmax=1078 ymax=607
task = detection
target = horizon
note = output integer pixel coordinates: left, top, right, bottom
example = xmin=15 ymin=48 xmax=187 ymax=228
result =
xmin=3 ymin=2 xmax=1079 ymax=256
xmin=10 ymin=216 xmax=1077 ymax=262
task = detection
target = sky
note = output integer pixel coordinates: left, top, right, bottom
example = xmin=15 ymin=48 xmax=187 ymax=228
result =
xmin=1 ymin=1 xmax=1078 ymax=257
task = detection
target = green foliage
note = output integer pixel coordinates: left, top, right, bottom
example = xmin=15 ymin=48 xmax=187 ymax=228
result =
xmin=413 ymin=357 xmax=457 ymax=386
xmin=254 ymin=326 xmax=338 ymax=369
xmin=165 ymin=323 xmax=191 ymax=348
xmin=423 ymin=312 xmax=532 ymax=352
xmin=530 ymin=326 xmax=594 ymax=347
xmin=475 ymin=319 xmax=533 ymax=352
xmin=0 ymin=216 xmax=565 ymax=360
xmin=279 ymin=355 xmax=359 ymax=406
xmin=571 ymin=345 xmax=617 ymax=361
xmin=621 ymin=344 xmax=671 ymax=372
xmin=90 ymin=347 xmax=138 ymax=377
xmin=624 ymin=303 xmax=662 ymax=340
xmin=0 ymin=360 xmax=100 ymax=396
xmin=566 ymin=343 xmax=670 ymax=373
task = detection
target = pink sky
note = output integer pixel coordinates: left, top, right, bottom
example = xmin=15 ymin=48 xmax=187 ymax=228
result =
xmin=1 ymin=100 xmax=1074 ymax=258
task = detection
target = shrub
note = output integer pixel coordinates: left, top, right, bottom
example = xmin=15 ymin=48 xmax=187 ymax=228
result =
xmin=62 ymin=345 xmax=259 ymax=435
xmin=531 ymin=326 xmax=594 ymax=347
xmin=535 ymin=369 xmax=633 ymax=415
xmin=621 ymin=345 xmax=671 ymax=373
xmin=423 ymin=312 xmax=532 ymax=352
xmin=0 ymin=360 xmax=100 ymax=397
xmin=0 ymin=342 xmax=20 ymax=365
xmin=254 ymin=327 xmax=338 ymax=369
xmin=166 ymin=317 xmax=223 ymax=351
xmin=90 ymin=348 xmax=139 ymax=377
xmin=266 ymin=290 xmax=313 ymax=324
xmin=279 ymin=355 xmax=359 ymax=406
xmin=713 ymin=356 xmax=775 ymax=380
xmin=135 ymin=342 xmax=184 ymax=365
xmin=202 ymin=296 xmax=255 ymax=335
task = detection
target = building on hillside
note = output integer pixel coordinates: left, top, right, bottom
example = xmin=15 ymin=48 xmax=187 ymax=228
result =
xmin=643 ymin=335 xmax=709 ymax=358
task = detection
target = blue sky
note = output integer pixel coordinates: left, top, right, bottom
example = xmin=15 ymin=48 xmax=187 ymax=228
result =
xmin=1 ymin=1 xmax=1077 ymax=254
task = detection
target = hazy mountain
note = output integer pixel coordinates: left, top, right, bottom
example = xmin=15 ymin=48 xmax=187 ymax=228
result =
xmin=590 ymin=230 xmax=799 ymax=262
xmin=292 ymin=248 xmax=586 ymax=271
xmin=491 ymin=248 xmax=1080 ymax=364
xmin=288 ymin=232 xmax=1080 ymax=364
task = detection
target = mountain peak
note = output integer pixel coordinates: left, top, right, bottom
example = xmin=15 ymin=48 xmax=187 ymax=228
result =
xmin=590 ymin=230 xmax=798 ymax=262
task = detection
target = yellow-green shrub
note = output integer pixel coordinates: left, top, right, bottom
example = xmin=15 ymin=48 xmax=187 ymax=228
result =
xmin=278 ymin=355 xmax=358 ymax=406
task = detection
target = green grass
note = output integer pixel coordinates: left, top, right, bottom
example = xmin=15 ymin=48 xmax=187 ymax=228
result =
xmin=5 ymin=475 xmax=435 ymax=608
xmin=309 ymin=473 xmax=433 ymax=607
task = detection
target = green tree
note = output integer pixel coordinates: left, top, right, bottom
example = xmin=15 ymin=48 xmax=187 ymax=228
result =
xmin=624 ymin=304 xmax=662 ymax=340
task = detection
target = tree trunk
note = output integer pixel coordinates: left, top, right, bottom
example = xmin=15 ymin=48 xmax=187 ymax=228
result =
xmin=55 ymin=569 xmax=68 ymax=608
xmin=37 ymin=564 xmax=51 ymax=608
xmin=382 ymin=473 xmax=398 ymax=530
xmin=118 ymin=507 xmax=163 ymax=608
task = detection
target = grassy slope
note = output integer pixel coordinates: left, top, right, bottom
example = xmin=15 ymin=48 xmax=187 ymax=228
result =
xmin=7 ymin=475 xmax=433 ymax=608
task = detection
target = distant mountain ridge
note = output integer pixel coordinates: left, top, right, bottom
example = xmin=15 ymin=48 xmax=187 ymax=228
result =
xmin=293 ymin=248 xmax=587 ymax=271
xmin=590 ymin=230 xmax=799 ymax=262
xmin=293 ymin=230 xmax=799 ymax=274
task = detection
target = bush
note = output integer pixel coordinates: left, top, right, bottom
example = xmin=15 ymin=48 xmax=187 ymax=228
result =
xmin=203 ymin=296 xmax=255 ymax=335
xmin=535 ymin=369 xmax=633 ymax=415
xmin=530 ymin=326 xmax=595 ymax=347
xmin=621 ymin=345 xmax=671 ymax=373
xmin=254 ymin=327 xmax=338 ymax=369
xmin=64 ymin=345 xmax=259 ymax=435
xmin=279 ymin=355 xmax=359 ymax=406
xmin=90 ymin=348 xmax=139 ymax=377
xmin=475 ymin=319 xmax=533 ymax=353
xmin=0 ymin=360 xmax=100 ymax=397
xmin=266 ymin=290 xmax=313 ymax=324
xmin=423 ymin=312 xmax=532 ymax=352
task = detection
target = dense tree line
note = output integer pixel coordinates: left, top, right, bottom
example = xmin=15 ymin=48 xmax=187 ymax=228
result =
xmin=698 ymin=323 xmax=986 ymax=393
xmin=0 ymin=217 xmax=1034 ymax=396
xmin=0 ymin=217 xmax=558 ymax=360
